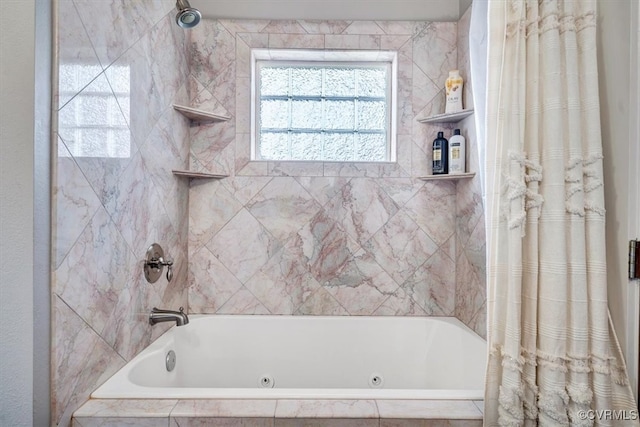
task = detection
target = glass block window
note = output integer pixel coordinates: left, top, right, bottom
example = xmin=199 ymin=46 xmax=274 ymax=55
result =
xmin=252 ymin=50 xmax=397 ymax=162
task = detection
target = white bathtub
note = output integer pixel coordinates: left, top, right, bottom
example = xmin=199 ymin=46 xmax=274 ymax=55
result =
xmin=92 ymin=315 xmax=486 ymax=400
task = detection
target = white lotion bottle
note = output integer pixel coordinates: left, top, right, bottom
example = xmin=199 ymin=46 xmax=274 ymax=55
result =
xmin=445 ymin=70 xmax=463 ymax=113
xmin=448 ymin=129 xmax=466 ymax=174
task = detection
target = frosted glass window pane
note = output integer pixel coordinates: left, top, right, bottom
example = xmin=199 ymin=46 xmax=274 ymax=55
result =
xmin=291 ymin=68 xmax=322 ymax=96
xmin=356 ymin=69 xmax=386 ymax=97
xmin=291 ymin=100 xmax=322 ymax=129
xmin=325 ymin=100 xmax=355 ymax=130
xmin=355 ymin=134 xmax=386 ymax=161
xmin=324 ymin=68 xmax=355 ymax=97
xmin=261 ymin=67 xmax=289 ymax=96
xmin=357 ymin=101 xmax=386 ymax=130
xmin=324 ymin=133 xmax=354 ymax=161
xmin=254 ymin=56 xmax=394 ymax=162
xmin=261 ymin=99 xmax=289 ymax=129
xmin=260 ymin=132 xmax=290 ymax=160
xmin=291 ymin=133 xmax=323 ymax=161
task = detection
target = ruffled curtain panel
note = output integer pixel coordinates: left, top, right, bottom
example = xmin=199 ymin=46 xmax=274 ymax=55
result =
xmin=484 ymin=0 xmax=639 ymax=425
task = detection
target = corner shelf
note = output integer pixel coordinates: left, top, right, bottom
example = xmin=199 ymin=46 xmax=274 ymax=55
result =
xmin=171 ymin=105 xmax=229 ymax=180
xmin=418 ymin=172 xmax=476 ymax=181
xmin=417 ymin=109 xmax=474 ymax=124
xmin=172 ymin=170 xmax=228 ymax=179
xmin=173 ymin=104 xmax=231 ymax=123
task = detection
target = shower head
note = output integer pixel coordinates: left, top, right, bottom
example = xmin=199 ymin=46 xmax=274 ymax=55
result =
xmin=175 ymin=0 xmax=201 ymax=29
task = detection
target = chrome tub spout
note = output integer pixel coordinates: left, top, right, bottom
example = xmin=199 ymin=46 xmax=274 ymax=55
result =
xmin=149 ymin=307 xmax=189 ymax=327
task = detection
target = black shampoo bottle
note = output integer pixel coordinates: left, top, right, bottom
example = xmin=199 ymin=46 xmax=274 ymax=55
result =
xmin=432 ymin=131 xmax=448 ymax=174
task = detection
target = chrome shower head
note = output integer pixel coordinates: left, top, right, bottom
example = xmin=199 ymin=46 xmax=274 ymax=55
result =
xmin=175 ymin=0 xmax=201 ymax=29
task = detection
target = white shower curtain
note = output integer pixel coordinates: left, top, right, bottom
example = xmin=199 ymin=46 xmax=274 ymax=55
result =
xmin=484 ymin=0 xmax=639 ymax=425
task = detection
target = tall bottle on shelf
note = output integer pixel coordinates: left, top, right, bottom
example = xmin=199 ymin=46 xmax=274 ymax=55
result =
xmin=448 ymin=129 xmax=466 ymax=174
xmin=445 ymin=70 xmax=464 ymax=114
xmin=432 ymin=131 xmax=448 ymax=175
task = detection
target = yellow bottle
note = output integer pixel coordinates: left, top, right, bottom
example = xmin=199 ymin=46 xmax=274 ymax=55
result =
xmin=445 ymin=70 xmax=463 ymax=114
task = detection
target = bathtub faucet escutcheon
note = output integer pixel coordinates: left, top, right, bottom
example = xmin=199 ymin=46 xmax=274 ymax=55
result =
xmin=143 ymin=243 xmax=174 ymax=283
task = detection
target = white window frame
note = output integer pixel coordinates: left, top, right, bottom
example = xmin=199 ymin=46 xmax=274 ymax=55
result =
xmin=250 ymin=49 xmax=398 ymax=163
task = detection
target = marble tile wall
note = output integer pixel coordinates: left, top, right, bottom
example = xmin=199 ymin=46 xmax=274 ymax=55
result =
xmin=53 ymin=0 xmax=190 ymax=425
xmin=454 ymin=5 xmax=487 ymax=338
xmin=186 ymin=19 xmax=470 ymax=317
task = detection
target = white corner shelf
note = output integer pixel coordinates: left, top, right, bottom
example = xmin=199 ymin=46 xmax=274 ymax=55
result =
xmin=172 ymin=170 xmax=228 ymax=179
xmin=418 ymin=172 xmax=476 ymax=181
xmin=417 ymin=109 xmax=474 ymax=124
xmin=173 ymin=104 xmax=231 ymax=123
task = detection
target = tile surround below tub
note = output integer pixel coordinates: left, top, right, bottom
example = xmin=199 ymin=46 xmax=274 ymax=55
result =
xmin=72 ymin=399 xmax=178 ymax=426
xmin=172 ymin=399 xmax=277 ymax=418
xmin=275 ymin=400 xmax=379 ymax=418
xmin=375 ymin=400 xmax=482 ymax=419
xmin=73 ymin=399 xmax=483 ymax=426
xmin=73 ymin=418 xmax=165 ymax=427
xmin=380 ymin=421 xmax=482 ymax=427
xmin=276 ymin=420 xmax=379 ymax=427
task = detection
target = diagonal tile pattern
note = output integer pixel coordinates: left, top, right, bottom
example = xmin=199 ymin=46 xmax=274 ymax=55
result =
xmin=54 ymin=140 xmax=103 ymax=269
xmin=53 ymin=1 xmax=191 ymax=424
xmin=188 ymin=246 xmax=244 ymax=313
xmin=298 ymin=210 xmax=353 ymax=284
xmin=244 ymin=236 xmax=322 ymax=314
xmin=246 ymin=177 xmax=322 ymax=242
xmin=323 ymin=252 xmax=400 ymax=315
xmin=402 ymin=248 xmax=456 ymax=315
xmin=206 ymin=208 xmax=283 ymax=283
xmin=324 ymin=178 xmax=400 ymax=246
xmin=187 ymin=17 xmax=485 ymax=319
xmin=363 ymin=210 xmax=439 ymax=285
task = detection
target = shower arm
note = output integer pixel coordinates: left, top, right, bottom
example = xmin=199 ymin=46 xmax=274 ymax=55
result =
xmin=176 ymin=0 xmax=192 ymax=10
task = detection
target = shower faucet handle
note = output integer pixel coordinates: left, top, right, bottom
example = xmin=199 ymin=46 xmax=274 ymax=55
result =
xmin=165 ymin=259 xmax=173 ymax=282
xmin=143 ymin=243 xmax=174 ymax=283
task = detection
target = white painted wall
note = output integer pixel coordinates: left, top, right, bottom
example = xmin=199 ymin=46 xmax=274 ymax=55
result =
xmin=598 ymin=0 xmax=635 ymax=372
xmin=459 ymin=0 xmax=472 ymax=15
xmin=626 ymin=0 xmax=640 ymax=401
xmin=0 ymin=1 xmax=36 ymax=425
xmin=33 ymin=0 xmax=52 ymax=423
xmin=635 ymin=1 xmax=640 ymax=401
xmin=193 ymin=0 xmax=461 ymax=21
